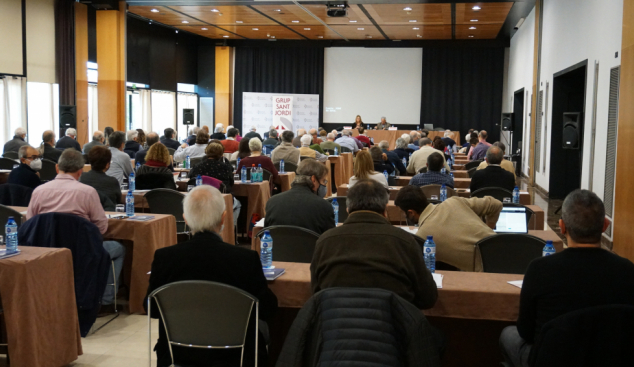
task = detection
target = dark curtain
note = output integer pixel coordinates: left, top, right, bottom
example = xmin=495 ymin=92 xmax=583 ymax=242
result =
xmin=233 ymin=46 xmax=324 ymax=131
xmin=420 ymin=47 xmax=505 ymax=142
xmin=55 ymin=0 xmax=75 ymax=105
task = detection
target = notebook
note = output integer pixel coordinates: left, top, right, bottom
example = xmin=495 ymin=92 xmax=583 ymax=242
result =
xmin=433 ymin=273 xmax=443 ymax=289
xmin=0 ymin=249 xmax=20 ymax=260
xmin=264 ymin=268 xmax=285 ymax=281
xmin=127 ymin=215 xmax=156 ymax=222
xmin=494 ymin=206 xmax=528 ymax=234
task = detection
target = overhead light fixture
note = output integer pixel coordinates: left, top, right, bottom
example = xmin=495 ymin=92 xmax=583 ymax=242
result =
xmin=349 ymin=20 xmax=357 ymax=23
xmin=211 ymin=9 xmax=219 ymax=12
xmin=318 ymin=35 xmax=324 ymax=38
xmin=201 ymin=28 xmax=208 ymax=30
xmin=236 ymin=21 xmax=243 ymax=23
xmin=357 ymin=27 xmax=364 ymax=30
xmin=470 ymin=19 xmax=478 ymax=22
xmin=468 ymin=35 xmax=474 ymax=38
xmin=417 ymin=35 xmax=422 ymax=38
xmin=292 ymin=20 xmax=299 ymax=23
xmin=366 ymin=35 xmax=372 ymax=39
xmin=472 ymin=5 xmax=481 ymax=11
xmin=222 ymin=35 xmax=229 ymax=38
xmin=409 ymin=20 xmax=417 ymax=22
xmin=252 ymin=27 xmax=259 ymax=30
xmin=148 ymin=21 xmax=152 ymax=25
xmin=175 ymin=30 xmax=179 ymax=33
xmin=403 ymin=7 xmax=412 ymax=11
xmin=514 ymin=17 xmax=526 ymax=30
xmin=274 ymin=9 xmax=281 ymax=12
xmin=469 ymin=26 xmax=476 ymax=30
xmin=270 ymin=36 xmax=275 ymax=38
xmin=150 ymin=8 xmax=159 ymax=13
xmin=304 ymin=28 xmax=311 ymax=30
xmin=181 ymin=20 xmax=189 ymax=24
xmin=413 ymin=27 xmax=419 ymax=30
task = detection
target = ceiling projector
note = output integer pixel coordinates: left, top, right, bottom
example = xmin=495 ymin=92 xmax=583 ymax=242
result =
xmin=327 ymin=2 xmax=348 ymax=17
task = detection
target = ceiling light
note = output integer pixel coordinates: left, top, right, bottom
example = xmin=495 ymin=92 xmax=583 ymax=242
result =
xmin=304 ymin=28 xmax=311 ymax=30
xmin=349 ymin=20 xmax=357 ymax=23
xmin=270 ymin=36 xmax=275 ymax=38
xmin=417 ymin=35 xmax=422 ymax=38
xmin=211 ymin=9 xmax=219 ymax=12
xmin=472 ymin=5 xmax=481 ymax=11
xmin=357 ymin=27 xmax=364 ymax=30
xmin=403 ymin=7 xmax=412 ymax=11
xmin=470 ymin=19 xmax=478 ymax=22
xmin=236 ymin=21 xmax=243 ymax=23
xmin=366 ymin=36 xmax=372 ymax=39
xmin=181 ymin=21 xmax=189 ymax=24
xmin=150 ymin=8 xmax=159 ymax=13
xmin=201 ymin=28 xmax=208 ymax=30
xmin=409 ymin=20 xmax=417 ymax=22
xmin=292 ymin=20 xmax=299 ymax=23
xmin=318 ymin=36 xmax=324 ymax=38
xmin=222 ymin=35 xmax=229 ymax=38
xmin=175 ymin=30 xmax=179 ymax=33
xmin=413 ymin=27 xmax=419 ymax=30
xmin=252 ymin=28 xmax=259 ymax=30
xmin=274 ymin=9 xmax=281 ymax=12
xmin=468 ymin=35 xmax=474 ymax=38
xmin=469 ymin=26 xmax=476 ymax=30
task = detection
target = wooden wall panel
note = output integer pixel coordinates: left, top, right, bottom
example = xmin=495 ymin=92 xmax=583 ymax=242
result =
xmin=75 ymin=3 xmax=89 ymax=145
xmin=215 ymin=46 xmax=232 ymax=129
xmin=613 ymin=0 xmax=634 ymax=261
xmin=528 ymin=0 xmax=542 ymax=185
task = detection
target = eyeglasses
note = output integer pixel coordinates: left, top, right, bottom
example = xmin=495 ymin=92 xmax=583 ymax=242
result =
xmin=24 ymin=156 xmax=40 ymax=160
xmin=320 ymin=179 xmax=328 ymax=186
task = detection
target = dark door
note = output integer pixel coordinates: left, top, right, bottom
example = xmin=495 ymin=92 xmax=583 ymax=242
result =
xmin=513 ymin=89 xmax=525 ymax=175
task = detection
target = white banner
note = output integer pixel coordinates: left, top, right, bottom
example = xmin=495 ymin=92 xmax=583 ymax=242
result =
xmin=242 ymin=92 xmax=320 ymax=135
xmin=272 ymin=95 xmax=293 ymax=132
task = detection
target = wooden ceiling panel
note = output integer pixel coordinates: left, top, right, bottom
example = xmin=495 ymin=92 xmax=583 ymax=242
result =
xmin=129 ymin=6 xmax=205 ymax=26
xmin=381 ymin=25 xmax=452 ymax=40
xmin=169 ymin=6 xmax=277 ymax=26
xmin=253 ymin=4 xmax=372 ymax=26
xmin=363 ymin=4 xmax=452 ymax=25
xmin=224 ymin=25 xmax=304 ymax=40
xmin=175 ymin=25 xmax=240 ymax=39
xmin=287 ymin=25 xmax=344 ymax=40
xmin=455 ymin=2 xmax=514 ymax=24
xmin=327 ymin=25 xmax=386 ymax=40
xmin=455 ymin=23 xmax=504 ymax=39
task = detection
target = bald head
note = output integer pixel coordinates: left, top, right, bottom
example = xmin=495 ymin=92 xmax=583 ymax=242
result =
xmin=93 ymin=131 xmax=104 ymax=142
xmin=309 ymin=128 xmax=317 ymax=136
xmin=42 ymin=130 xmax=56 ymax=146
xmin=486 ymin=145 xmax=504 ymax=165
xmin=146 ymin=132 xmax=159 ymax=147
xmin=19 ymin=146 xmax=39 ymax=164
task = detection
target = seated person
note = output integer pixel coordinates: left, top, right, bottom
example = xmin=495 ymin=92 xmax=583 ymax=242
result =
xmin=105 ymin=131 xmax=134 ymax=185
xmin=40 ymin=130 xmax=62 ymax=163
xmin=174 ymin=130 xmax=209 ymax=164
xmin=262 ymin=129 xmax=280 ymax=149
xmin=311 ymin=179 xmax=437 ymax=310
xmin=3 ymin=127 xmax=28 ymax=154
xmin=79 ymin=145 xmax=122 ymax=207
xmin=393 ymin=137 xmax=410 ymax=163
xmin=220 ymin=128 xmax=240 ymax=154
xmin=500 ymin=190 xmax=634 ymax=367
xmin=55 ymin=128 xmax=82 ymax=152
xmin=348 ymin=150 xmax=388 ymax=188
xmin=407 ymin=138 xmax=450 ymax=174
xmin=210 ymin=124 xmax=226 ymax=141
xmin=8 ymin=145 xmax=42 ymax=190
xmin=124 ymin=130 xmax=142 ymax=158
xmin=408 ymin=131 xmax=421 ymax=151
xmin=468 ymin=130 xmax=492 ymax=161
xmin=160 ymin=128 xmax=181 ymax=150
xmin=378 ymin=140 xmax=406 ymax=175
xmin=189 ymin=142 xmax=235 ymax=191
xmin=409 ymin=152 xmax=454 ymax=188
xmin=470 ymin=145 xmax=516 ymax=193
xmin=320 ymin=133 xmax=341 ymax=153
xmin=298 ymin=135 xmax=327 ymax=163
xmin=370 ymin=146 xmax=395 ymax=176
xmin=374 ymin=117 xmax=391 ymax=130
xmin=334 ymin=130 xmax=360 ymax=153
xmin=271 ymin=131 xmax=300 ymax=165
xmin=477 ymin=141 xmax=516 ymax=179
xmin=83 ymin=131 xmax=105 ymax=155
xmin=264 ymin=159 xmax=334 ymax=234
xmin=237 ymin=138 xmax=280 ymax=185
xmin=28 ymin=149 xmax=125 ymax=313
xmin=230 ymin=137 xmax=252 ymax=161
xmin=135 ymin=143 xmax=177 ymax=190
xmin=146 ymin=186 xmax=278 ymax=367
xmin=441 ymin=131 xmax=457 ymax=152
xmin=309 ymin=128 xmax=322 ymax=145
xmin=134 ymin=132 xmax=159 ymax=166
xmin=291 ymin=128 xmax=306 ymax=148
xmin=394 ymin=185 xmax=502 ymax=271
xmin=355 ymin=127 xmax=373 ymax=147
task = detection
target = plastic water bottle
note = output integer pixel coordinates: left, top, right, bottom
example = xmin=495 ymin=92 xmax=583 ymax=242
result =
xmin=402 ymin=157 xmax=407 ymax=167
xmin=513 ymin=186 xmax=520 ymax=204
xmin=136 ymin=162 xmax=141 ymax=171
xmin=334 ymin=147 xmax=338 ymax=156
xmin=423 ymin=236 xmax=436 ymax=273
xmin=450 ymin=172 xmax=454 ymax=180
xmin=196 ymin=174 xmax=202 ymax=186
xmin=542 ymin=240 xmax=556 ymax=257
xmin=280 ymin=159 xmax=285 ymax=173
xmin=260 ymin=230 xmax=273 ymax=269
xmin=241 ymin=166 xmax=247 ymax=183
xmin=236 ymin=157 xmax=240 ymax=171
xmin=447 ymin=157 xmax=452 ymax=168
xmin=332 ymin=198 xmax=339 ymax=224
xmin=440 ymin=184 xmax=447 ymax=202
xmin=129 ymin=172 xmax=135 ymax=191
xmin=5 ymin=217 xmax=18 ymax=254
xmin=258 ymin=164 xmax=263 ymax=182
xmin=262 ymin=146 xmax=267 ymax=156
xmin=186 ymin=155 xmax=190 ymax=169
xmin=441 ymin=168 xmax=446 ymax=175
xmin=126 ymin=190 xmax=134 ymax=217
xmin=383 ymin=170 xmax=388 ymax=182
xmin=251 ymin=164 xmax=257 ymax=182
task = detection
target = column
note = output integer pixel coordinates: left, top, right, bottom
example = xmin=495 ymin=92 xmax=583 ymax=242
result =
xmin=215 ymin=46 xmax=233 ymax=130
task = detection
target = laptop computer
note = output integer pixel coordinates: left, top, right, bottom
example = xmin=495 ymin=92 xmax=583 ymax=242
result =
xmin=424 ymin=124 xmax=434 ymax=130
xmin=494 ymin=206 xmax=528 ymax=234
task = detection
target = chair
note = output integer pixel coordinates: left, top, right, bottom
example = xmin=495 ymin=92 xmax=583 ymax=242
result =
xmin=387 ymin=175 xmax=397 ymax=186
xmin=147 ymin=281 xmax=259 ymax=367
xmin=255 ymin=226 xmax=320 ymax=263
xmin=326 ymin=197 xmax=348 ymax=223
xmin=189 ymin=157 xmax=204 ymax=168
xmin=186 ymin=177 xmax=228 ymax=193
xmin=339 ymin=146 xmax=352 ymax=153
xmin=503 ymin=203 xmax=535 ymax=229
xmin=421 ymin=184 xmax=456 ymax=201
xmin=475 ymin=234 xmax=546 ymax=274
xmin=0 ymin=184 xmax=33 ymax=206
xmin=82 ymin=153 xmax=90 ymax=164
xmin=467 ymin=167 xmax=478 ymax=178
xmin=274 ymin=161 xmax=298 ymax=173
xmin=2 ymin=152 xmax=18 ymax=160
xmin=0 ymin=158 xmax=17 ymax=170
xmin=39 ymin=159 xmax=58 ymax=181
xmin=471 ymin=187 xmax=514 ymax=202
xmin=144 ymin=189 xmax=188 ymax=233
xmin=417 ymin=166 xmax=428 ymax=174
xmin=136 ymin=172 xmax=177 ymax=191
xmin=0 ymin=205 xmax=23 ymax=229
xmin=167 ymin=148 xmax=176 ymax=156
xmin=464 ymin=160 xmax=482 ymax=170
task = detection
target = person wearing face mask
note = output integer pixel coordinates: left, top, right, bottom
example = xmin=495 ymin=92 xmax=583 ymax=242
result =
xmin=394 ymin=185 xmax=503 ymax=272
xmin=264 ymin=159 xmax=334 ymax=235
xmin=8 ymin=145 xmax=43 ymax=190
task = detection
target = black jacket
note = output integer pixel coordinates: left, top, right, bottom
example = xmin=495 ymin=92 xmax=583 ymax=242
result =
xmin=124 ymin=140 xmax=141 ymax=158
xmin=145 ymin=231 xmax=278 ymax=367
xmin=470 ymin=165 xmax=516 ymax=193
xmin=55 ymin=136 xmax=81 ymax=152
xmin=393 ymin=148 xmax=410 ymax=162
xmin=244 ymin=131 xmax=263 ymax=141
xmin=264 ymin=185 xmax=336 ymax=235
xmin=374 ymin=160 xmax=395 ymax=175
xmin=262 ymin=138 xmax=280 ymax=149
xmin=8 ymin=163 xmax=42 ymax=190
xmin=0 ymin=183 xmax=33 ymax=206
xmin=276 ymin=288 xmax=441 ymax=367
xmin=135 ymin=165 xmax=177 ymax=190
xmin=42 ymin=144 xmax=62 ymax=163
xmin=210 ymin=132 xmax=226 ymax=141
xmin=3 ymin=136 xmax=28 ymax=154
xmin=79 ymin=170 xmax=122 ymax=206
xmin=160 ymin=137 xmax=181 ymax=150
xmin=383 ymin=149 xmax=407 ymax=175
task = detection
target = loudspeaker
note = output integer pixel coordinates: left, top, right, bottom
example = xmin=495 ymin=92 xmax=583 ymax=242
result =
xmin=183 ymin=109 xmax=195 ymax=125
xmin=562 ymin=112 xmax=581 ymax=149
xmin=502 ymin=113 xmax=514 ymax=131
xmin=60 ymin=105 xmax=76 ymax=129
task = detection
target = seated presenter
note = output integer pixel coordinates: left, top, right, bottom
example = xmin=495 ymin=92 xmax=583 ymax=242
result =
xmin=353 ymin=115 xmax=364 ymax=129
xmin=375 ymin=117 xmax=391 ymax=130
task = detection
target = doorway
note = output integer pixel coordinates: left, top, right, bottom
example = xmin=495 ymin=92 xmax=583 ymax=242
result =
xmin=549 ymin=60 xmax=587 ymax=199
xmin=512 ymin=88 xmax=525 ymax=176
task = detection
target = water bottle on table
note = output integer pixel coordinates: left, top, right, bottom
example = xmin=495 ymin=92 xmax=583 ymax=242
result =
xmin=260 ymin=230 xmax=273 ymax=269
xmin=5 ymin=217 xmax=18 ymax=254
xmin=542 ymin=240 xmax=556 ymax=257
xmin=440 ymin=184 xmax=447 ymax=202
xmin=129 ymin=172 xmax=135 ymax=191
xmin=126 ymin=190 xmax=134 ymax=217
xmin=280 ymin=159 xmax=285 ymax=173
xmin=186 ymin=155 xmax=190 ymax=169
xmin=513 ymin=186 xmax=520 ymax=204
xmin=423 ymin=236 xmax=436 ymax=273
xmin=196 ymin=174 xmax=202 ymax=186
xmin=258 ymin=164 xmax=263 ymax=182
xmin=383 ymin=170 xmax=388 ymax=182
xmin=236 ymin=158 xmax=241 ymax=171
xmin=334 ymin=147 xmax=338 ymax=156
xmin=402 ymin=157 xmax=407 ymax=167
xmin=332 ymin=198 xmax=339 ymax=224
xmin=241 ymin=166 xmax=247 ymax=183
xmin=441 ymin=168 xmax=446 ymax=175
xmin=136 ymin=162 xmax=141 ymax=171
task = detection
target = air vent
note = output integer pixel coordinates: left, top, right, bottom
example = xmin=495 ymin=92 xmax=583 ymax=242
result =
xmin=535 ymin=90 xmax=543 ymax=173
xmin=603 ymin=66 xmax=620 ymax=219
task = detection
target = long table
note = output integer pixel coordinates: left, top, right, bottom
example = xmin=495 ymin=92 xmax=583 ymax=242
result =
xmin=351 ymin=130 xmax=461 ymax=150
xmin=233 ymin=181 xmax=270 ymax=231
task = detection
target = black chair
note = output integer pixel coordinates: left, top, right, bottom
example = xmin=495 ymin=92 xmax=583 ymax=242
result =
xmin=229 ymin=160 xmax=237 ymax=170
xmin=467 ymin=167 xmax=478 ymax=178
xmin=326 ymin=197 xmax=348 ymax=223
xmin=255 ymin=225 xmax=320 ymax=263
xmin=82 ymin=154 xmax=90 ymax=164
xmin=40 ymin=159 xmax=58 ymax=181
xmin=387 ymin=175 xmax=397 ymax=186
xmin=274 ymin=161 xmax=298 ymax=173
xmin=0 ymin=184 xmax=33 ymax=206
xmin=144 ymin=189 xmax=188 ymax=234
xmin=464 ymin=160 xmax=482 ymax=170
xmin=470 ymin=187 xmax=514 ymax=202
xmin=503 ymin=203 xmax=535 ymax=229
xmin=0 ymin=158 xmax=18 ymax=170
xmin=476 ymin=234 xmax=546 ymax=274
xmin=136 ymin=172 xmax=177 ymax=191
xmin=185 ymin=178 xmax=228 ymax=194
xmin=421 ymin=184 xmax=456 ymax=201
xmin=339 ymin=146 xmax=352 ymax=153
xmin=189 ymin=157 xmax=204 ymax=168
xmin=417 ymin=166 xmax=428 ymax=174
xmin=2 ymin=152 xmax=18 ymax=160
xmin=167 ymin=148 xmax=176 ymax=156
xmin=0 ymin=204 xmax=23 ymax=228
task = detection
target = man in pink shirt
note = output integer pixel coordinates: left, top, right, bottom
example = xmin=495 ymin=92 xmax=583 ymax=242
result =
xmin=27 ymin=149 xmax=125 ymax=313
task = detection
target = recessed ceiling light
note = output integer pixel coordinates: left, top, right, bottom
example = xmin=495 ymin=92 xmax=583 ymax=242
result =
xmin=409 ymin=20 xmax=417 ymax=22
xmin=252 ymin=27 xmax=259 ymax=30
xmin=211 ymin=9 xmax=219 ymax=12
xmin=274 ymin=9 xmax=281 ymax=12
xmin=470 ymin=19 xmax=478 ymax=22
xmin=201 ymin=28 xmax=208 ymax=30
xmin=357 ymin=28 xmax=365 ymax=30
xmin=175 ymin=30 xmax=179 ymax=33
xmin=469 ymin=26 xmax=476 ymax=30
xmin=366 ymin=36 xmax=372 ymax=39
xmin=413 ymin=27 xmax=419 ymax=30
xmin=222 ymin=35 xmax=229 ymax=38
xmin=181 ymin=20 xmax=189 ymax=24
xmin=291 ymin=20 xmax=299 ymax=23
xmin=318 ymin=36 xmax=324 ymax=38
xmin=417 ymin=35 xmax=422 ymax=38
xmin=304 ymin=28 xmax=311 ymax=30
xmin=236 ymin=21 xmax=243 ymax=23
xmin=270 ymin=36 xmax=275 ymax=38
xmin=472 ymin=5 xmax=481 ymax=11
xmin=150 ymin=8 xmax=159 ymax=12
xmin=349 ymin=20 xmax=357 ymax=23
xmin=468 ymin=35 xmax=475 ymax=38
xmin=403 ymin=7 xmax=412 ymax=11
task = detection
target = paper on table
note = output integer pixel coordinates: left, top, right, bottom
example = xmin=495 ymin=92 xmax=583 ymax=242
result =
xmin=399 ymin=226 xmax=418 ymax=235
xmin=255 ymin=218 xmax=265 ymax=227
xmin=508 ymin=280 xmax=523 ymax=289
xmin=433 ymin=273 xmax=443 ymax=289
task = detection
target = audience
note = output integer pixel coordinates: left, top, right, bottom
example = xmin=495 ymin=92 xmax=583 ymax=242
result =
xmin=319 ymin=129 xmax=327 ymax=141
xmin=470 ymin=145 xmax=516 ymax=193
xmin=186 ymin=126 xmax=201 ymax=146
xmin=477 ymin=141 xmax=516 ymax=179
xmin=271 ymin=131 xmax=300 ymax=165
xmin=393 ymin=137 xmax=410 ymax=162
xmin=409 ymin=152 xmax=454 ymax=188
xmin=262 ymin=129 xmax=280 ymax=149
xmin=79 ymin=145 xmax=122 ymax=207
xmin=210 ymin=124 xmax=226 ymax=141
xmin=230 ymin=137 xmax=252 ymax=161
xmin=221 ymin=128 xmax=240 ymax=154
xmin=3 ymin=127 xmax=28 ymax=154
xmin=160 ymin=128 xmax=181 ymax=150
xmin=292 ymin=128 xmax=307 ymax=148
xmin=8 ymin=145 xmax=42 ymax=189
xmin=40 ymin=130 xmax=62 ymax=163
xmin=334 ymin=129 xmax=360 ymax=153
xmin=378 ymin=140 xmax=406 ymax=175
xmin=189 ymin=142 xmax=235 ymax=192
xmin=320 ymin=133 xmax=341 ymax=153
xmin=355 ymin=127 xmax=372 ymax=147
xmin=174 ymin=130 xmax=209 ymax=163
xmin=123 ymin=130 xmax=142 ymax=158
xmin=500 ymin=190 xmax=634 ymax=367
xmin=408 ymin=131 xmax=421 ymax=151
xmin=244 ymin=126 xmax=263 ymax=141
xmin=135 ymin=143 xmax=177 ymax=190
xmin=311 ymin=179 xmax=437 ymax=309
xmin=370 ymin=146 xmax=395 ymax=176
xmin=136 ymin=129 xmax=148 ymax=150
xmin=462 ymin=132 xmax=479 ymax=155
xmin=146 ymin=185 xmax=277 ymax=367
xmin=134 ymin=132 xmax=160 ymax=166
xmin=309 ymin=128 xmax=322 ymax=145
xmin=28 ymin=148 xmax=125 ymax=313
xmin=105 ymin=131 xmax=133 ymax=185
xmin=55 ymin=128 xmax=82 ymax=152
xmin=349 ymin=150 xmax=388 ymax=188
xmin=407 ymin=137 xmax=449 ymax=174
xmin=394 ymin=185 xmax=502 ymax=271
xmin=468 ymin=130 xmax=492 ymax=161
xmin=83 ymin=131 xmax=105 ymax=155
xmin=265 ymin=159 xmax=334 ymax=234
xmin=299 ymin=135 xmax=327 ymax=162
xmin=441 ymin=131 xmax=457 ymax=152
xmin=237 ymin=138 xmax=280 ymax=184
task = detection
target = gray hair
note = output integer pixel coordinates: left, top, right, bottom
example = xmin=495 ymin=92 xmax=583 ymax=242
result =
xmin=189 ymin=126 xmax=201 ymax=136
xmin=327 ymin=133 xmax=335 ymax=140
xmin=126 ymin=130 xmax=138 ymax=141
xmin=18 ymin=145 xmax=31 ymax=158
xmin=269 ymin=129 xmax=278 ymax=138
xmin=183 ymin=185 xmax=226 ymax=234
xmin=300 ymin=134 xmax=312 ymax=146
xmin=419 ymin=137 xmax=432 ymax=147
xmin=291 ymin=158 xmax=329 ymax=189
xmin=248 ymin=138 xmax=262 ymax=152
xmin=281 ymin=130 xmax=294 ymax=143
xmin=378 ymin=140 xmax=390 ymax=150
xmin=347 ymin=179 xmax=389 ymax=215
xmin=381 ymin=116 xmax=386 ymax=120
xmin=65 ymin=128 xmax=77 ymax=137
xmin=395 ymin=138 xmax=408 ymax=149
xmin=215 ymin=125 xmax=224 ymax=133
xmin=561 ymin=189 xmax=605 ymax=243
xmin=15 ymin=127 xmax=26 ymax=137
xmin=341 ymin=129 xmax=351 ymax=137
xmin=400 ymin=134 xmax=411 ymax=144
xmin=486 ymin=146 xmax=504 ymax=165
xmin=93 ymin=131 xmax=104 ymax=141
xmin=58 ymin=148 xmax=85 ymax=173
xmin=250 ymin=126 xmax=257 ymax=131
xmin=309 ymin=128 xmax=317 ymax=135
xmin=297 ymin=128 xmax=306 ymax=137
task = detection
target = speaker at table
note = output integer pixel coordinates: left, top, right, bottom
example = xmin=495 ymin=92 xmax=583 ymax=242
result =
xmin=502 ymin=113 xmax=514 ymax=131
xmin=562 ymin=112 xmax=581 ymax=149
xmin=183 ymin=109 xmax=195 ymax=125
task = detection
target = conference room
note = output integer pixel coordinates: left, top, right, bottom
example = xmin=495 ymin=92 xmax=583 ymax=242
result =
xmin=1 ymin=0 xmax=633 ymax=366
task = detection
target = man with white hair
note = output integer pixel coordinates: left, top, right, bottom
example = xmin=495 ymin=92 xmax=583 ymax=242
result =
xmin=210 ymin=124 xmax=226 ymax=141
xmin=378 ymin=140 xmax=407 ymax=175
xmin=186 ymin=126 xmax=201 ymax=146
xmin=408 ymin=131 xmax=421 ymax=151
xmin=320 ymin=133 xmax=341 ymax=153
xmin=55 ymin=128 xmax=82 ymax=152
xmin=441 ymin=130 xmax=457 ymax=152
xmin=334 ymin=129 xmax=360 ymax=153
xmin=299 ymin=134 xmax=327 ymax=162
xmin=244 ymin=126 xmax=263 ymax=141
xmin=146 ymin=185 xmax=278 ymax=367
xmin=83 ymin=131 xmax=105 ymax=155
xmin=123 ymin=130 xmax=141 ymax=158
xmin=8 ymin=145 xmax=42 ymax=189
xmin=292 ymin=128 xmax=307 ymax=148
xmin=375 ymin=116 xmax=391 ymax=130
xmin=3 ymin=127 xmax=28 ymax=154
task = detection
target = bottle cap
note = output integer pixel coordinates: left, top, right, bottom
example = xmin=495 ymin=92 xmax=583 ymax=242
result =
xmin=427 ymin=235 xmax=433 ymax=240
xmin=263 ymin=230 xmax=270 ymax=235
xmin=332 ymin=198 xmax=337 ymax=202
xmin=546 ymin=240 xmax=553 ymax=245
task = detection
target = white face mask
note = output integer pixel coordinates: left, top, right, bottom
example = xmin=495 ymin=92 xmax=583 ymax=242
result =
xmin=29 ymin=158 xmax=42 ymax=171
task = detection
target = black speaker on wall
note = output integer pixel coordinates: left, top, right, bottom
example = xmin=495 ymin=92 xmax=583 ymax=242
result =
xmin=502 ymin=113 xmax=514 ymax=131
xmin=183 ymin=108 xmax=195 ymax=125
xmin=562 ymin=112 xmax=582 ymax=149
xmin=59 ymin=105 xmax=76 ymax=137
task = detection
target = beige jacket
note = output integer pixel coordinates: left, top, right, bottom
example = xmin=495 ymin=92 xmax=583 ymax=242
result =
xmin=415 ymin=196 xmax=503 ymax=272
xmin=406 ymin=145 xmax=450 ymax=174
xmin=477 ymin=159 xmax=516 ymax=179
xmin=271 ymin=142 xmax=300 ymax=165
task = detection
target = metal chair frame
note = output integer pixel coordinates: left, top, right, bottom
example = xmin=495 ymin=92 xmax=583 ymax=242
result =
xmin=255 ymin=225 xmax=320 ymax=263
xmin=89 ymin=260 xmax=120 ymax=334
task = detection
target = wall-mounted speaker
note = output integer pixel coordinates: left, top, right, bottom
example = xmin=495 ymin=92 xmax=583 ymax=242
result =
xmin=59 ymin=105 xmax=76 ymax=137
xmin=183 ymin=109 xmax=195 ymax=125
xmin=502 ymin=112 xmax=514 ymax=131
xmin=562 ymin=112 xmax=582 ymax=149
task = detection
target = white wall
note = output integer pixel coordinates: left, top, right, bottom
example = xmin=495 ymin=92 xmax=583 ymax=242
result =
xmin=26 ymin=0 xmax=56 ymax=84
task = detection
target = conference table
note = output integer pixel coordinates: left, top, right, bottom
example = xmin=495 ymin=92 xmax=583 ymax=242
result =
xmin=395 ymin=177 xmax=472 ymax=189
xmin=351 ymin=129 xmax=461 ymax=150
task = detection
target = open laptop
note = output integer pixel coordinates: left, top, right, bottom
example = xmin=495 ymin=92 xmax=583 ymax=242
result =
xmin=494 ymin=206 xmax=528 ymax=234
xmin=424 ymin=124 xmax=434 ymax=130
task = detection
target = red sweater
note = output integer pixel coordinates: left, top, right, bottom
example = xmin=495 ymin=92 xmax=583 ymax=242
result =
xmin=221 ymin=139 xmax=240 ymax=153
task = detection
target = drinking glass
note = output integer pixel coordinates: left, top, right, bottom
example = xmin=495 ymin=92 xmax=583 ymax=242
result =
xmin=121 ymin=183 xmax=128 ymax=191
xmin=115 ymin=204 xmax=125 ymax=213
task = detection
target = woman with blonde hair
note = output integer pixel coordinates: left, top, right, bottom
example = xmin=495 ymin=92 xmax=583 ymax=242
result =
xmin=348 ymin=150 xmax=388 ymax=188
xmin=136 ymin=128 xmax=147 ymax=149
xmin=135 ymin=143 xmax=177 ymax=190
xmin=353 ymin=115 xmax=364 ymax=129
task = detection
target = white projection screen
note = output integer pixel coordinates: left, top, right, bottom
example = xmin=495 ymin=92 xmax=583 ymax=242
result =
xmin=323 ymin=47 xmax=422 ymax=125
xmin=0 ymin=0 xmax=25 ymax=76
